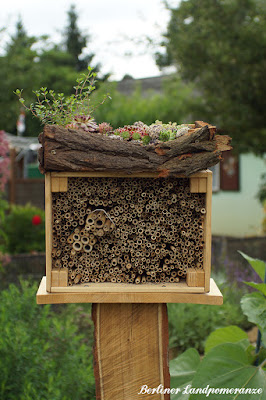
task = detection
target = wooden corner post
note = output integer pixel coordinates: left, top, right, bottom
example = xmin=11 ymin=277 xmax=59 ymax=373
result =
xmin=45 ymin=173 xmax=52 ymax=291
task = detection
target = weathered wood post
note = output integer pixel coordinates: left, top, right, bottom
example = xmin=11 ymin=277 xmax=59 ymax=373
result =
xmin=37 ymin=121 xmax=227 ymax=399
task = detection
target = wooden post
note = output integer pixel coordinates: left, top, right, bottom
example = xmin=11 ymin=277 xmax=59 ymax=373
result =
xmin=92 ymin=303 xmax=170 ymax=400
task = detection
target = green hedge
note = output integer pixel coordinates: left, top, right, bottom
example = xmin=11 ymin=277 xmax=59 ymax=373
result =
xmin=1 ymin=203 xmax=45 ymax=254
xmin=0 ymin=281 xmax=95 ymax=400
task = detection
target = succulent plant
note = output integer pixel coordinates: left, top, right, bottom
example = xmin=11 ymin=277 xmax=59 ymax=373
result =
xmin=66 ymin=114 xmax=99 ymax=133
xmin=159 ymin=130 xmax=170 ymax=142
xmin=132 ymin=132 xmax=141 ymax=140
xmin=121 ymin=131 xmax=130 ymax=140
xmin=142 ymin=135 xmax=151 ymax=145
xmin=99 ymin=122 xmax=113 ymax=135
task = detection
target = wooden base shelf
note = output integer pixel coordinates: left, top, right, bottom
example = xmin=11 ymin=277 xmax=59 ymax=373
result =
xmin=36 ymin=277 xmax=223 ymax=305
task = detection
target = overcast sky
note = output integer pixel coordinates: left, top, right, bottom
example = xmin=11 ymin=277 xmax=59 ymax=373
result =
xmin=0 ymin=0 xmax=178 ymax=80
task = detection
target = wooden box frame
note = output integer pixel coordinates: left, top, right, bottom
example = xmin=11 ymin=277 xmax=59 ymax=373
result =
xmin=45 ymin=170 xmax=212 ymax=295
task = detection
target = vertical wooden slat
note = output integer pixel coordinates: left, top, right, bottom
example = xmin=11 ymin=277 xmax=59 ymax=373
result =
xmin=45 ymin=173 xmax=53 ymax=292
xmin=59 ymin=177 xmax=68 ymax=192
xmin=59 ymin=268 xmax=68 ymax=287
xmin=51 ymin=270 xmax=59 ymax=286
xmin=203 ymin=171 xmax=212 ymax=292
xmin=190 ymin=177 xmax=199 ymax=193
xmin=198 ymin=178 xmax=207 ymax=193
xmin=187 ymin=268 xmax=205 ymax=287
xmin=51 ymin=177 xmax=60 ymax=192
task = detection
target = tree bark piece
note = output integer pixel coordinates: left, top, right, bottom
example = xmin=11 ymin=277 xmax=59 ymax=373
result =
xmin=38 ymin=123 xmax=232 ymax=176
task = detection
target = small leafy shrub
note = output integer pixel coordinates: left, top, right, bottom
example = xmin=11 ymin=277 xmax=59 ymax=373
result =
xmin=0 ymin=280 xmax=95 ymax=400
xmin=1 ymin=203 xmax=45 ymax=254
xmin=168 ymin=282 xmax=250 ymax=355
xmin=15 ymin=67 xmax=110 ymax=127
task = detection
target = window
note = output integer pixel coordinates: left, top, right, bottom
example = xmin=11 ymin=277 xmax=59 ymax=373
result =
xmin=220 ymin=151 xmax=240 ymax=191
xmin=209 ymin=164 xmax=220 ymax=192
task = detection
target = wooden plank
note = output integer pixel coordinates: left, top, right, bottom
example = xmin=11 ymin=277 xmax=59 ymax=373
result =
xmin=190 ymin=177 xmax=199 ymax=193
xmin=51 ymin=270 xmax=59 ymax=286
xmin=50 ymin=281 xmax=205 ymax=293
xmin=59 ymin=177 xmax=68 ymax=192
xmin=45 ymin=173 xmax=52 ymax=292
xmin=186 ymin=268 xmax=205 ymax=287
xmin=37 ymin=277 xmax=223 ymax=305
xmin=92 ymin=303 xmax=170 ymax=400
xmin=51 ymin=171 xmax=210 ymax=179
xmin=198 ymin=178 xmax=207 ymax=193
xmin=51 ymin=177 xmax=60 ymax=192
xmin=203 ymin=171 xmax=212 ymax=292
xmin=59 ymin=268 xmax=68 ymax=287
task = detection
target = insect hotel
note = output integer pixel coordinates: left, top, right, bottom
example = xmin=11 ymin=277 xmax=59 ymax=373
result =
xmin=37 ymin=120 xmax=230 ymax=400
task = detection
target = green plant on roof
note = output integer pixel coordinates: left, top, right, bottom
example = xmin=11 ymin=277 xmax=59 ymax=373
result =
xmin=159 ymin=130 xmax=171 ymax=142
xmin=15 ymin=66 xmax=110 ymax=128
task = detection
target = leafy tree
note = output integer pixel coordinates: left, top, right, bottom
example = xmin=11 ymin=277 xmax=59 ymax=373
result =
xmin=156 ymin=0 xmax=266 ymax=154
xmin=0 ymin=19 xmax=42 ymax=135
xmin=0 ymin=7 xmax=108 ymax=136
xmin=63 ymin=4 xmax=101 ymax=74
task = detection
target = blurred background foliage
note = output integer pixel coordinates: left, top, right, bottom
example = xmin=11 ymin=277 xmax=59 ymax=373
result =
xmin=0 ymin=281 xmax=95 ymax=400
xmin=155 ymin=0 xmax=266 ymax=154
xmin=92 ymin=76 xmax=202 ymax=128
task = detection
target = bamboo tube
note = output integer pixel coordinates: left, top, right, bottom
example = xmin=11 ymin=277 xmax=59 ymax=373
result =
xmin=73 ymin=241 xmax=82 ymax=251
xmin=81 ymin=236 xmax=89 ymax=245
xmin=83 ymin=244 xmax=93 ymax=253
xmin=73 ymin=233 xmax=80 ymax=241
xmin=54 ymin=259 xmax=61 ymax=268
xmin=67 ymin=234 xmax=74 ymax=244
xmin=89 ymin=235 xmax=97 ymax=245
xmin=74 ymin=274 xmax=81 ymax=284
xmin=111 ymin=258 xmax=117 ymax=267
xmin=70 ymin=249 xmax=76 ymax=257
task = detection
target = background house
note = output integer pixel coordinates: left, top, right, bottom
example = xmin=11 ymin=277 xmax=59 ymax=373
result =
xmin=5 ymin=133 xmax=44 ymax=209
xmin=211 ymin=152 xmax=265 ymax=237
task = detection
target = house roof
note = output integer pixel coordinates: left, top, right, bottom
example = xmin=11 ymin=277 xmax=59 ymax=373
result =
xmin=5 ymin=132 xmax=41 ymax=152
